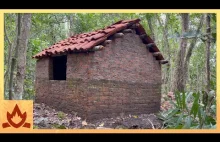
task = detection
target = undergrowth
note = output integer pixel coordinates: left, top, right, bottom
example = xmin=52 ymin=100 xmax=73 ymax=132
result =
xmin=158 ymin=90 xmax=216 ymax=129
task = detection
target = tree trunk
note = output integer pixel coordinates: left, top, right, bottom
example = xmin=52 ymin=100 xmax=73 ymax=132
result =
xmin=183 ymin=14 xmax=204 ymax=88
xmin=4 ymin=17 xmax=15 ymax=95
xmin=8 ymin=14 xmax=21 ymax=100
xmin=157 ymin=14 xmax=171 ymax=93
xmin=206 ymin=13 xmax=211 ymax=92
xmin=49 ymin=23 xmax=56 ymax=45
xmin=146 ymin=15 xmax=155 ymax=41
xmin=197 ymin=63 xmax=199 ymax=92
xmin=69 ymin=14 xmax=74 ymax=37
xmin=13 ymin=14 xmax=32 ymax=100
xmin=172 ymin=14 xmax=189 ymax=92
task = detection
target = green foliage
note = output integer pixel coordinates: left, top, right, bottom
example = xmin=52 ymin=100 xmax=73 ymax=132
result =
xmin=4 ymin=13 xmax=216 ymax=111
xmin=158 ymin=91 xmax=216 ymax=129
xmin=4 ymin=13 xmax=216 ymax=130
xmin=33 ymin=125 xmax=39 ymax=129
xmin=52 ymin=124 xmax=67 ymax=129
xmin=58 ymin=111 xmax=65 ymax=119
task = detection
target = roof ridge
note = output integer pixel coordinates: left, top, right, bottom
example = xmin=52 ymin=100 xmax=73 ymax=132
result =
xmin=33 ymin=18 xmax=166 ymax=62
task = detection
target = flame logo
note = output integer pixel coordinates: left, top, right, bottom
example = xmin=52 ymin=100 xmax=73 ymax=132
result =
xmin=2 ymin=104 xmax=31 ymax=128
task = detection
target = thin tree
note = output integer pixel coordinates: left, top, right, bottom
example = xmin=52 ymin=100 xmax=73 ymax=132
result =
xmin=146 ymin=15 xmax=155 ymax=41
xmin=172 ymin=14 xmax=189 ymax=92
xmin=183 ymin=14 xmax=204 ymax=88
xmin=69 ymin=14 xmax=75 ymax=37
xmin=206 ymin=13 xmax=211 ymax=92
xmin=14 ymin=13 xmax=32 ymax=100
xmin=4 ymin=14 xmax=16 ymax=95
xmin=157 ymin=14 xmax=171 ymax=92
xmin=8 ymin=13 xmax=21 ymax=100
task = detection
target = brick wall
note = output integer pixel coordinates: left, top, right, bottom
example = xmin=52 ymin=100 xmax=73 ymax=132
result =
xmin=67 ymin=32 xmax=161 ymax=83
xmin=35 ymin=31 xmax=162 ymax=121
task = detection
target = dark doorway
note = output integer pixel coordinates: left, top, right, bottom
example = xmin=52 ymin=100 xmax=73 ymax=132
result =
xmin=52 ymin=55 xmax=67 ymax=80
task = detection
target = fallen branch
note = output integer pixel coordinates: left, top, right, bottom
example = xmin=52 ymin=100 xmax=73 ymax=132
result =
xmin=147 ymin=118 xmax=155 ymax=129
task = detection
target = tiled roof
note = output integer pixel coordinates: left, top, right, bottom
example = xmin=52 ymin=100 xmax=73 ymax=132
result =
xmin=33 ymin=19 xmax=164 ymax=60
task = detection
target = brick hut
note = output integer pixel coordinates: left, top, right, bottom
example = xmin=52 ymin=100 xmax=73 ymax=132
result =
xmin=33 ymin=19 xmax=168 ymax=121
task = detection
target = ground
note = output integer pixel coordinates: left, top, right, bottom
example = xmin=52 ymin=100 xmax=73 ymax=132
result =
xmin=33 ymin=92 xmax=175 ymax=129
xmin=33 ymin=103 xmax=164 ymax=129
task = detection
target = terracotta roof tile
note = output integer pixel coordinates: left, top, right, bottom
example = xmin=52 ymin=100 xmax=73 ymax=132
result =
xmin=33 ymin=19 xmax=164 ymax=60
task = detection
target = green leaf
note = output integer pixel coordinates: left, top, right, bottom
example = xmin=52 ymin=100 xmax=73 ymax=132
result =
xmin=205 ymin=116 xmax=216 ymax=125
xmin=167 ymin=97 xmax=178 ymax=108
xmin=157 ymin=113 xmax=167 ymax=121
xmin=163 ymin=117 xmax=176 ymax=124
xmin=183 ymin=116 xmax=192 ymax=129
xmin=190 ymin=92 xmax=200 ymax=118
xmin=212 ymin=33 xmax=216 ymax=43
xmin=167 ymin=108 xmax=180 ymax=119
xmin=179 ymin=92 xmax=183 ymax=110
xmin=175 ymin=113 xmax=184 ymax=128
xmin=52 ymin=124 xmax=66 ymax=129
xmin=198 ymin=107 xmax=203 ymax=123
xmin=57 ymin=125 xmax=66 ymax=129
xmin=174 ymin=91 xmax=181 ymax=108
xmin=182 ymin=92 xmax=186 ymax=110
xmin=186 ymin=92 xmax=193 ymax=102
xmin=175 ymin=124 xmax=184 ymax=129
xmin=211 ymin=14 xmax=216 ymax=22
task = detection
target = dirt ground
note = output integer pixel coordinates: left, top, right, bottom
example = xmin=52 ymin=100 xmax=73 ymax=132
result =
xmin=33 ymin=103 xmax=163 ymax=129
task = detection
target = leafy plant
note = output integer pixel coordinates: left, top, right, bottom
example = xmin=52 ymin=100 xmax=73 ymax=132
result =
xmin=158 ymin=91 xmax=216 ymax=129
xmin=58 ymin=111 xmax=65 ymax=119
xmin=52 ymin=124 xmax=66 ymax=129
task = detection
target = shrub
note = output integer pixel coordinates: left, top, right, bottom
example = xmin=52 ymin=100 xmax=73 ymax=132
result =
xmin=158 ymin=90 xmax=216 ymax=129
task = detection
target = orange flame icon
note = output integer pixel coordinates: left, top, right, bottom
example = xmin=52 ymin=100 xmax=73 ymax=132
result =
xmin=2 ymin=104 xmax=31 ymax=128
